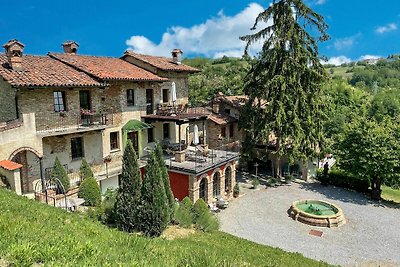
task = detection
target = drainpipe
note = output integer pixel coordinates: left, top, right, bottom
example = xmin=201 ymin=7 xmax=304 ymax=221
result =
xmin=39 ymin=157 xmax=48 ymax=204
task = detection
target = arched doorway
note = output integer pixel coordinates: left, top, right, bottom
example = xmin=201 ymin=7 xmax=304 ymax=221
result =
xmin=9 ymin=147 xmax=42 ymax=194
xmin=213 ymin=172 xmax=221 ymax=198
xmin=199 ymin=178 xmax=208 ymax=201
xmin=225 ymin=166 xmax=232 ymax=193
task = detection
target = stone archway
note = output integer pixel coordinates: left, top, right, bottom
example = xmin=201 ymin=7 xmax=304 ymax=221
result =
xmin=9 ymin=147 xmax=42 ymax=194
xmin=213 ymin=172 xmax=221 ymax=198
xmin=225 ymin=166 xmax=232 ymax=193
xmin=199 ymin=177 xmax=208 ymax=201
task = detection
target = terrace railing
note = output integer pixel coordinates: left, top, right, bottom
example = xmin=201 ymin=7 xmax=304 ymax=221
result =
xmin=36 ymin=110 xmax=114 ymax=133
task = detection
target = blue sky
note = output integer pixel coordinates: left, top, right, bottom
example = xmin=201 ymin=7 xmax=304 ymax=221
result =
xmin=1 ymin=0 xmax=399 ymax=65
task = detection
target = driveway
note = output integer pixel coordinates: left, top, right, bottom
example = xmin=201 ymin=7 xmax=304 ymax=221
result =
xmin=217 ymin=181 xmax=400 ymax=266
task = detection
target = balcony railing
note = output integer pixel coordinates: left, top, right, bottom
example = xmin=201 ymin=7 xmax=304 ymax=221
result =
xmin=155 ymin=103 xmax=209 ymax=117
xmin=36 ymin=110 xmax=114 ymax=133
xmin=44 ymin=164 xmax=82 ymax=188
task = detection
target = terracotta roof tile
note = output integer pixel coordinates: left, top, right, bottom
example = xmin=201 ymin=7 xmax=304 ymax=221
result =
xmin=49 ymin=53 xmax=167 ymax=82
xmin=208 ymin=113 xmax=237 ymax=125
xmin=123 ymin=51 xmax=199 ymax=73
xmin=0 ymin=160 xmax=23 ymax=171
xmin=0 ymin=54 xmax=102 ymax=88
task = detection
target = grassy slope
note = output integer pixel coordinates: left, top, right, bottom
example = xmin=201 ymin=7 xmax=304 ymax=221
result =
xmin=0 ymin=189 xmax=331 ymax=267
xmin=382 ymin=186 xmax=400 ymax=204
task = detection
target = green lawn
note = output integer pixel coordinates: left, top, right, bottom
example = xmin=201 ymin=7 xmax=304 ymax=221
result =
xmin=0 ymin=189 xmax=331 ymax=267
xmin=382 ymin=185 xmax=400 ymax=204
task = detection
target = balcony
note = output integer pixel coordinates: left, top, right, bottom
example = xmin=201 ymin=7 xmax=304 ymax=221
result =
xmin=36 ymin=110 xmax=114 ymax=136
xmin=143 ymin=105 xmax=210 ymax=125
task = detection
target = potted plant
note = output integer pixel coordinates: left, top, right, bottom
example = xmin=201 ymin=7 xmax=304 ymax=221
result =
xmin=285 ymin=175 xmax=294 ymax=184
xmin=251 ymin=179 xmax=260 ymax=189
xmin=233 ymin=183 xmax=240 ymax=198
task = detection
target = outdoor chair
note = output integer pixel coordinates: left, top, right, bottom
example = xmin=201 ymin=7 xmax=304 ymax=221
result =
xmin=208 ymin=203 xmax=220 ymax=213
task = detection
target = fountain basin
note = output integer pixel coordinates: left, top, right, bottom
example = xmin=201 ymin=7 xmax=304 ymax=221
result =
xmin=289 ymin=200 xmax=345 ymax=228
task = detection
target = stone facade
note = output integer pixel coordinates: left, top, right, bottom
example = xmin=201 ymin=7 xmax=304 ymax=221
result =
xmin=189 ymin=161 xmax=236 ymax=203
xmin=0 ymin=79 xmax=18 ymax=122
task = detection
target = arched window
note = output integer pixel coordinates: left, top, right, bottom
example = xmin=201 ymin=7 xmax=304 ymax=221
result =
xmin=225 ymin=166 xmax=232 ymax=193
xmin=213 ymin=172 xmax=221 ymax=198
xmin=199 ymin=178 xmax=208 ymax=201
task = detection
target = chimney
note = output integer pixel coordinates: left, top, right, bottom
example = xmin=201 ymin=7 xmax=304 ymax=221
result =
xmin=3 ymin=39 xmax=25 ymax=71
xmin=171 ymin=49 xmax=183 ymax=64
xmin=62 ymin=41 xmax=79 ymax=54
xmin=212 ymin=92 xmax=224 ymax=113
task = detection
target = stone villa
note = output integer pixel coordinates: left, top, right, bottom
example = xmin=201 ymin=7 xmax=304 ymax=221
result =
xmin=0 ymin=39 xmax=238 ymax=204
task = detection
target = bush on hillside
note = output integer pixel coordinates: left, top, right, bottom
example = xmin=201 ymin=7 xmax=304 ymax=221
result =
xmin=192 ymin=198 xmax=208 ymax=222
xmin=174 ymin=197 xmax=193 ymax=227
xmin=192 ymin=198 xmax=219 ymax=232
xmin=78 ymin=175 xmax=101 ymax=206
xmin=80 ymin=158 xmax=94 ymax=181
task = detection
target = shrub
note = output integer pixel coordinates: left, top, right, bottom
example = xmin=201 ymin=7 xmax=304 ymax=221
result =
xmin=316 ymin=167 xmax=370 ymax=193
xmin=192 ymin=198 xmax=219 ymax=232
xmin=174 ymin=197 xmax=193 ymax=227
xmin=192 ymin=198 xmax=208 ymax=222
xmin=78 ymin=175 xmax=101 ymax=206
xmin=233 ymin=183 xmax=240 ymax=197
xmin=51 ymin=157 xmax=69 ymax=193
xmin=80 ymin=158 xmax=93 ymax=181
xmin=251 ymin=179 xmax=260 ymax=189
xmin=99 ymin=187 xmax=117 ymax=225
xmin=195 ymin=210 xmax=220 ymax=232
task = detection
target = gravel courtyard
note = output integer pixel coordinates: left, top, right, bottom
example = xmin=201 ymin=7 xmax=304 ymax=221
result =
xmin=217 ymin=181 xmax=400 ymax=267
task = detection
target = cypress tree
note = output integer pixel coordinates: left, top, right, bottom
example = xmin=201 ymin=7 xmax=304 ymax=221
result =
xmin=239 ymin=0 xmax=329 ymax=177
xmin=51 ymin=156 xmax=70 ymax=193
xmin=154 ymin=142 xmax=175 ymax=221
xmin=114 ymin=140 xmax=142 ymax=233
xmin=140 ymin=150 xmax=169 ymax=237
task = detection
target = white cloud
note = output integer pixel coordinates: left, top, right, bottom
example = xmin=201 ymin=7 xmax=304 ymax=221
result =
xmin=358 ymin=54 xmax=381 ymax=61
xmin=323 ymin=56 xmax=352 ymax=66
xmin=315 ymin=0 xmax=326 ymax=5
xmin=375 ymin=23 xmax=397 ymax=34
xmin=125 ymin=3 xmax=268 ymax=58
xmin=333 ymin=34 xmax=360 ymax=50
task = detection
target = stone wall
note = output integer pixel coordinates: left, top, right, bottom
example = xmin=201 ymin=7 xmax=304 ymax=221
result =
xmin=19 ymin=87 xmax=103 ymax=131
xmin=42 ymin=131 xmax=104 ymax=173
xmin=0 ymin=113 xmax=42 ymax=161
xmin=0 ymin=79 xmax=17 ymax=122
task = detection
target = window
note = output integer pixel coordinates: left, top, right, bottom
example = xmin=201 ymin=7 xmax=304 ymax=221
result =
xmin=163 ymin=89 xmax=169 ymax=103
xmin=110 ymin=132 xmax=119 ymax=150
xmin=229 ymin=124 xmax=234 ymax=138
xmin=224 ymin=108 xmax=231 ymax=115
xmin=127 ymin=89 xmax=135 ymax=106
xmin=53 ymin=91 xmax=66 ymax=112
xmin=221 ymin=126 xmax=226 ymax=138
xmin=163 ymin=123 xmax=170 ymax=139
xmin=71 ymin=137 xmax=84 ymax=160
xmin=79 ymin=90 xmax=91 ymax=110
xmin=148 ymin=128 xmax=154 ymax=143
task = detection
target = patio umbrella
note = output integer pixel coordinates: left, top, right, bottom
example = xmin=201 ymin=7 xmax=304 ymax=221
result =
xmin=171 ymin=82 xmax=177 ymax=104
xmin=193 ymin=125 xmax=199 ymax=145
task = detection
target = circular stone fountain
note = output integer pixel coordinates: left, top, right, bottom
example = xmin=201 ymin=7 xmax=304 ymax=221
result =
xmin=289 ymin=200 xmax=346 ymax=228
